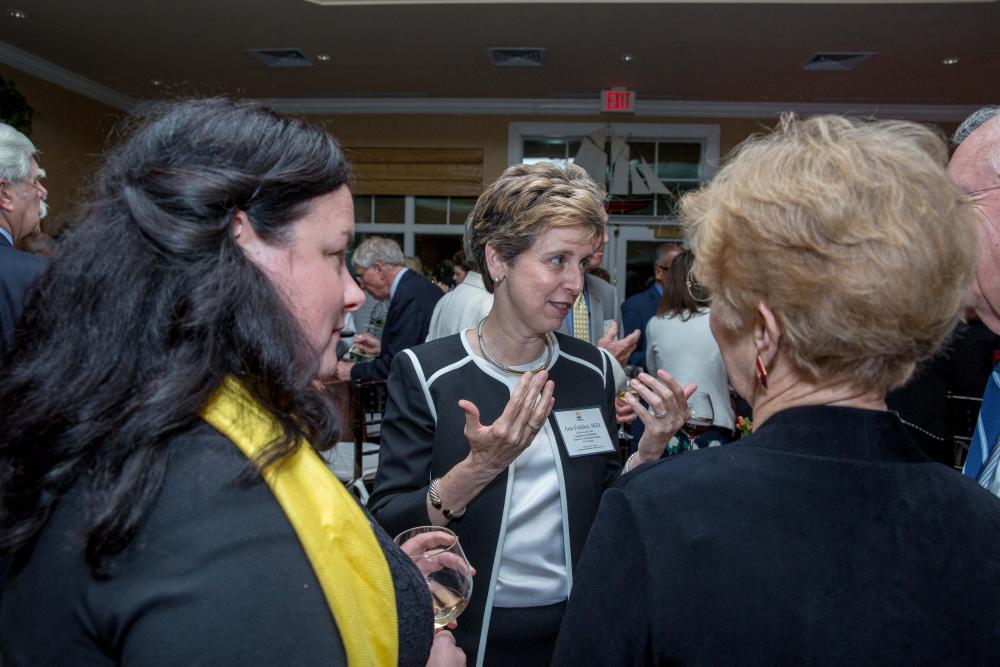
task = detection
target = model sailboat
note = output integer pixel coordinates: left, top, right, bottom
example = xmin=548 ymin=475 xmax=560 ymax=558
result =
xmin=573 ymin=128 xmax=668 ymax=214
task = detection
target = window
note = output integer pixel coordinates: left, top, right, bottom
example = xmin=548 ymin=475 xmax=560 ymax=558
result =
xmin=414 ymin=196 xmax=477 ymax=225
xmin=354 ymin=195 xmax=469 ymax=280
xmin=353 ymin=195 xmax=406 ymax=224
xmin=509 ymin=122 xmax=720 ymax=218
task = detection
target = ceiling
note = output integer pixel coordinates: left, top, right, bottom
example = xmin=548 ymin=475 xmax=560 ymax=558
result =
xmin=0 ymin=0 xmax=998 ymax=117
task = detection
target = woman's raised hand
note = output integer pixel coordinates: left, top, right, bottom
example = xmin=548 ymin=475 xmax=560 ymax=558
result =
xmin=458 ymin=371 xmax=555 ymax=477
xmin=623 ymin=369 xmax=697 ymax=465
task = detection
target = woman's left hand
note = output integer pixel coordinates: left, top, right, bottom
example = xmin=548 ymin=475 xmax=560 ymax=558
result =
xmin=623 ymin=369 xmax=697 ymax=466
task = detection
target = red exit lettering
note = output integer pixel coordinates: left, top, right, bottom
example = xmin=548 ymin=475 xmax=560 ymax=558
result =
xmin=601 ymin=89 xmax=634 ymax=113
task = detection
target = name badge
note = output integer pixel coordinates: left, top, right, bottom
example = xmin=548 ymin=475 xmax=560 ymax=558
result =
xmin=553 ymin=406 xmax=615 ymax=457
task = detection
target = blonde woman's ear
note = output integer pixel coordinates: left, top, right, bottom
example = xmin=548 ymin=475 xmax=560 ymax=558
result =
xmin=753 ymin=302 xmax=782 ymax=368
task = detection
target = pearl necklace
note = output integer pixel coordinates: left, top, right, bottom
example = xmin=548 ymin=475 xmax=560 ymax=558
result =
xmin=476 ymin=317 xmax=553 ymax=375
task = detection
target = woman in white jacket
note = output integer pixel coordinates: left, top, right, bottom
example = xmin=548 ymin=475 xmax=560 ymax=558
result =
xmin=646 ymin=249 xmax=736 ymax=451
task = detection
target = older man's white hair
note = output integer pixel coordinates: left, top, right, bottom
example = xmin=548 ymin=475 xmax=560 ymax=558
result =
xmin=0 ymin=122 xmax=46 ymax=219
xmin=0 ymin=122 xmax=38 ymax=183
xmin=353 ymin=235 xmax=404 ymax=268
xmin=954 ymin=106 xmax=1000 ymax=175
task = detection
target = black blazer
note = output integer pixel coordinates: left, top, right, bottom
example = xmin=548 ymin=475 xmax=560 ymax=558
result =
xmin=351 ymin=269 xmax=442 ymax=383
xmin=369 ymin=333 xmax=621 ymax=663
xmin=553 ymin=405 xmax=1000 ymax=665
xmin=0 ymin=239 xmax=44 ymax=363
xmin=2 ymin=420 xmax=433 ymax=666
xmin=621 ymin=283 xmax=660 ymax=368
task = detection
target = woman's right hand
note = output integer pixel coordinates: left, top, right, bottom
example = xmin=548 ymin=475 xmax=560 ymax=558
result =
xmin=426 ymin=630 xmax=466 ymax=666
xmin=458 ymin=370 xmax=555 ymax=477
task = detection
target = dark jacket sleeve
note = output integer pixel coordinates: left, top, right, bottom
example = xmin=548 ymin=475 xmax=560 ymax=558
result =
xmin=0 ymin=247 xmax=45 ymax=365
xmin=367 ymin=351 xmax=436 ymax=537
xmin=352 ymin=275 xmax=441 ymax=383
xmin=553 ymin=485 xmax=652 ymax=666
xmin=600 ymin=347 xmax=623 ymax=487
xmin=622 ymin=288 xmax=655 ymax=369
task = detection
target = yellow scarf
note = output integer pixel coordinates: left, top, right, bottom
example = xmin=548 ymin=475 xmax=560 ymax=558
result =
xmin=201 ymin=377 xmax=397 ymax=666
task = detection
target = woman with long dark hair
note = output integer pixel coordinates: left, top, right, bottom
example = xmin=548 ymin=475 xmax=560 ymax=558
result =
xmin=0 ymin=99 xmax=462 ymax=666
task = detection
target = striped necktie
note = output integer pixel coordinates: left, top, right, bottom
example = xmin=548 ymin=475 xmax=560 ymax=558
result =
xmin=572 ymin=293 xmax=590 ymax=343
xmin=964 ymin=362 xmax=1000 ymax=495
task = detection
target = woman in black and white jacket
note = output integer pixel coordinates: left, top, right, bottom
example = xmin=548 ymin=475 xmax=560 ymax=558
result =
xmin=369 ymin=162 xmax=693 ymax=667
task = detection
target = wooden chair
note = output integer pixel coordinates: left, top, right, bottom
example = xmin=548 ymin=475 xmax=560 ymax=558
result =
xmin=322 ymin=379 xmax=385 ymax=501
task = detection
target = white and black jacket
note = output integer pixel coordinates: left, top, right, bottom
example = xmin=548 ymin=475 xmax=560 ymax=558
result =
xmin=369 ymin=331 xmax=621 ymax=665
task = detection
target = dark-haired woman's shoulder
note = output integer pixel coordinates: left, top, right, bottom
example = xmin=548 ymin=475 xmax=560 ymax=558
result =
xmin=2 ymin=421 xmax=348 ymax=666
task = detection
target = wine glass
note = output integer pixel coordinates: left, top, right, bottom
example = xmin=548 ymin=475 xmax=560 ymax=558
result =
xmin=616 ymin=365 xmax=643 ymax=443
xmin=681 ymin=391 xmax=715 ymax=446
xmin=394 ymin=526 xmax=473 ymax=630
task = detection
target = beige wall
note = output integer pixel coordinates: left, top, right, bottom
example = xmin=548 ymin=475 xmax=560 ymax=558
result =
xmin=323 ymin=113 xmax=959 ymax=189
xmin=322 ymin=113 xmax=776 ymax=188
xmin=0 ymin=65 xmax=123 ymax=234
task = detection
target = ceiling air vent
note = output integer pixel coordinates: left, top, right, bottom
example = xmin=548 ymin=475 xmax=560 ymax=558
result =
xmin=802 ymin=52 xmax=876 ymax=71
xmin=488 ymin=47 xmax=546 ymax=67
xmin=248 ymin=48 xmax=315 ymax=68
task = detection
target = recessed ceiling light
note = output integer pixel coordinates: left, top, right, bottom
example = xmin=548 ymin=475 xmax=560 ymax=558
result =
xmin=620 ymin=54 xmax=635 ymax=64
xmin=7 ymin=9 xmax=27 ymax=19
xmin=316 ymin=54 xmax=331 ymax=62
xmin=942 ymin=57 xmax=960 ymax=65
xmin=150 ymin=79 xmax=164 ymax=87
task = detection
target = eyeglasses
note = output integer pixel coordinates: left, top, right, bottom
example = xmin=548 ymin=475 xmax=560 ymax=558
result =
xmin=966 ymin=184 xmax=1000 ymax=197
xmin=686 ymin=271 xmax=711 ymax=304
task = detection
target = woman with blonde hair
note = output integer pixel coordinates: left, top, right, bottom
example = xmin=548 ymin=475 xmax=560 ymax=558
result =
xmin=554 ymin=115 xmax=1000 ymax=664
xmin=371 ymin=162 xmax=691 ymax=665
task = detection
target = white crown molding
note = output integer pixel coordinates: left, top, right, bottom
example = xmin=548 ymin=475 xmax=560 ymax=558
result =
xmin=259 ymin=96 xmax=981 ymax=122
xmin=0 ymin=40 xmax=132 ymax=110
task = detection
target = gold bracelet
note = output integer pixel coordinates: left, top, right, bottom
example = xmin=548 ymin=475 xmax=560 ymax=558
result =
xmin=428 ymin=477 xmax=466 ymax=520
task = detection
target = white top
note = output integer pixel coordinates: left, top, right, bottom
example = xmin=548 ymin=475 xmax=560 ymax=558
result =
xmin=645 ymin=310 xmax=735 ymax=431
xmin=485 ymin=344 xmax=569 ymax=608
xmin=426 ymin=271 xmax=494 ymax=342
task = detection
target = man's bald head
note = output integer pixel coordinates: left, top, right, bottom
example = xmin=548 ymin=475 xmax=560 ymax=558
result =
xmin=950 ymin=107 xmax=1000 ymax=333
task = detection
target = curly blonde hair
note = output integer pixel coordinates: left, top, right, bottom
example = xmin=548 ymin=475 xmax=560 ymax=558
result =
xmin=468 ymin=162 xmax=605 ymax=293
xmin=683 ymin=114 xmax=977 ymax=392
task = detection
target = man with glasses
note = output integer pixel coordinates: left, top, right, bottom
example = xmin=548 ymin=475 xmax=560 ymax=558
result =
xmin=949 ymin=106 xmax=1000 ymax=495
xmin=0 ymin=122 xmax=47 ymax=362
xmin=336 ymin=236 xmax=442 ymax=383
xmin=621 ymin=243 xmax=682 ymax=369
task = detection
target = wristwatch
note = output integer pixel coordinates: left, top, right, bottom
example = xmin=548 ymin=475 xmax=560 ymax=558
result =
xmin=428 ymin=477 xmax=466 ymax=521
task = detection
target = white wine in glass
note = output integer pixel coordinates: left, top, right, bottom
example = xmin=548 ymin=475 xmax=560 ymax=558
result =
xmin=394 ymin=526 xmax=474 ymax=629
xmin=616 ymin=365 xmax=643 ymax=442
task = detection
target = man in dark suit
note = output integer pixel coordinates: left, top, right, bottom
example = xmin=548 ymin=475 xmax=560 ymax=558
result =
xmin=0 ymin=122 xmax=48 ymax=361
xmin=0 ymin=122 xmax=48 ymax=608
xmin=336 ymin=236 xmax=442 ymax=383
xmin=620 ymin=243 xmax=681 ymax=369
xmin=559 ymin=210 xmax=640 ymax=365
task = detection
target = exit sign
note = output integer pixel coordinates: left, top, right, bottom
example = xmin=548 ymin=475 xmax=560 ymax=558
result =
xmin=601 ymin=88 xmax=636 ymax=113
